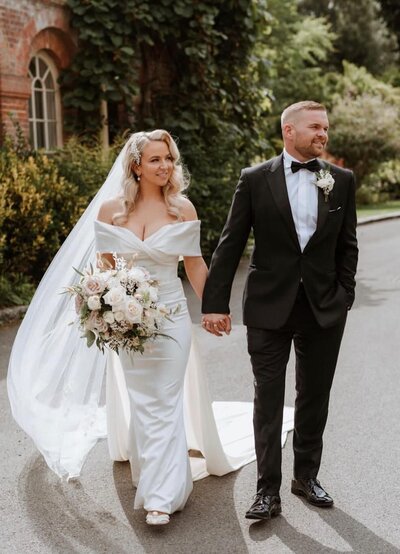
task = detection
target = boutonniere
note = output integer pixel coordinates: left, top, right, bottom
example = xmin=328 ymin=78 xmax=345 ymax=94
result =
xmin=313 ymin=169 xmax=335 ymax=202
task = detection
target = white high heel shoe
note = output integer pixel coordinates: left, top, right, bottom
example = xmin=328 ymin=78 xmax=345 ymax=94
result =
xmin=146 ymin=511 xmax=170 ymax=525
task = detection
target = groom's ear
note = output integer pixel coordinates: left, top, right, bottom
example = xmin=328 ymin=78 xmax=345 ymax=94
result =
xmin=282 ymin=123 xmax=294 ymax=141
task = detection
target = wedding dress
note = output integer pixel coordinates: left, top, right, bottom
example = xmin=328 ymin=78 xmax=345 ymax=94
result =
xmin=7 ymin=142 xmax=294 ymax=513
xmin=95 ymin=219 xmax=294 ymax=513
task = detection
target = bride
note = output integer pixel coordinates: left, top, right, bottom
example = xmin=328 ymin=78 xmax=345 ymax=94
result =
xmin=96 ymin=129 xmax=211 ymax=524
xmin=8 ymin=130 xmax=294 ymax=526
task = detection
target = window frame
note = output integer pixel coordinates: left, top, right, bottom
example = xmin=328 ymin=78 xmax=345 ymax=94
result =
xmin=28 ymin=51 xmax=63 ymax=151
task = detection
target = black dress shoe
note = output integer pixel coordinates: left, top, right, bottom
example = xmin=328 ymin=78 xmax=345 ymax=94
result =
xmin=245 ymin=493 xmax=282 ymax=520
xmin=291 ymin=478 xmax=334 ymax=507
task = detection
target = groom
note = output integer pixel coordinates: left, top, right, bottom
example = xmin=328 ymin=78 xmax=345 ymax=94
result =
xmin=201 ymin=101 xmax=358 ymax=520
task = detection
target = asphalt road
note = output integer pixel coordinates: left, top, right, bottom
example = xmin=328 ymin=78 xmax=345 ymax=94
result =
xmin=1 ymin=219 xmax=400 ymax=553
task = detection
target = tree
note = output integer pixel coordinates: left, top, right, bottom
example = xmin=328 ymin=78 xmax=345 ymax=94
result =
xmin=298 ymin=0 xmax=398 ymax=75
xmin=258 ymin=0 xmax=336 ymax=144
xmin=380 ymin=0 xmax=400 ymax=50
xmin=328 ymin=63 xmax=400 ymax=181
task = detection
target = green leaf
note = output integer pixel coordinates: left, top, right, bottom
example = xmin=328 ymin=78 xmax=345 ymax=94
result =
xmin=85 ymin=330 xmax=96 ymax=348
xmin=72 ymin=266 xmax=85 ymax=276
xmin=110 ymin=35 xmax=123 ymax=47
xmin=120 ymin=46 xmax=135 ymax=55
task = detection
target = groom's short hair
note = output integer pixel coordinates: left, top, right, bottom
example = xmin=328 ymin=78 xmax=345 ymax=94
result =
xmin=281 ymin=101 xmax=326 ymax=127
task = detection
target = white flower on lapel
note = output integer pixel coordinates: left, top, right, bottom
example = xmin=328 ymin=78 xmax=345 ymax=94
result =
xmin=314 ymin=169 xmax=335 ymax=202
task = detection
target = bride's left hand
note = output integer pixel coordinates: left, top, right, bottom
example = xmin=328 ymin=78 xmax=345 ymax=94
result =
xmin=201 ymin=313 xmax=231 ymax=336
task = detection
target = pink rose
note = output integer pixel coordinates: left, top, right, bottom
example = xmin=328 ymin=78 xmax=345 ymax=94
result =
xmin=85 ymin=311 xmax=108 ymax=333
xmin=82 ymin=275 xmax=106 ymax=296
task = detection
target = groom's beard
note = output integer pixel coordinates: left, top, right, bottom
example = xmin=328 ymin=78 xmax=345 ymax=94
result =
xmin=296 ymin=139 xmax=327 ymax=160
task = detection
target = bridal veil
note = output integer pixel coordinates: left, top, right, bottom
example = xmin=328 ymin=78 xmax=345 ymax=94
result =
xmin=7 ymin=144 xmax=129 ymax=478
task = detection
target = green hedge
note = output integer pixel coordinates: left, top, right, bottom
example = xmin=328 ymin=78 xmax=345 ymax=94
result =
xmin=0 ymin=137 xmax=84 ymax=307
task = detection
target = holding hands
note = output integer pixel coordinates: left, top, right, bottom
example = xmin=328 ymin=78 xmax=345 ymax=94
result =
xmin=201 ymin=313 xmax=231 ymax=336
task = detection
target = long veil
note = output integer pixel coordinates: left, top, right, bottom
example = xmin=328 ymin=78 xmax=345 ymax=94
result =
xmin=7 ymin=144 xmax=129 ymax=479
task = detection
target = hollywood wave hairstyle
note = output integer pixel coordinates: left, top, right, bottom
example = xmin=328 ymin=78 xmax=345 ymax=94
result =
xmin=113 ymin=129 xmax=189 ymax=225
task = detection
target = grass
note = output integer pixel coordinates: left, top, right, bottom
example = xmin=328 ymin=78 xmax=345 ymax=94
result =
xmin=357 ymin=200 xmax=400 ymax=219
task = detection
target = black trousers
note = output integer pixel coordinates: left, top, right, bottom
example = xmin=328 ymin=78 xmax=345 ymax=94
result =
xmin=247 ymin=284 xmax=347 ymax=495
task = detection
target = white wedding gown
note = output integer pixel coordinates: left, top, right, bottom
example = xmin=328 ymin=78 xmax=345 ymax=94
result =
xmin=95 ymin=219 xmax=294 ymax=513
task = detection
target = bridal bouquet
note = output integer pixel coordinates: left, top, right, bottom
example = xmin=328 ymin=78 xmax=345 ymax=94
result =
xmin=66 ymin=255 xmax=175 ymax=354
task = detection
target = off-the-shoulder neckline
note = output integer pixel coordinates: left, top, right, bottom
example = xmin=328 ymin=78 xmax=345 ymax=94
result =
xmin=95 ymin=219 xmax=200 ymax=243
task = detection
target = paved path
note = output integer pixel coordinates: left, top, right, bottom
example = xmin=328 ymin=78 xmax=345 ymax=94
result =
xmin=1 ymin=220 xmax=400 ymax=553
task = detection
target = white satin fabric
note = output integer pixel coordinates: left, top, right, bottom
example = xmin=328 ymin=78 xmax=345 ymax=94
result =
xmin=95 ymin=220 xmax=294 ymax=513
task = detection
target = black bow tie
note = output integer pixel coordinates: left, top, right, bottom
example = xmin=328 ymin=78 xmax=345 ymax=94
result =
xmin=291 ymin=160 xmax=320 ymax=173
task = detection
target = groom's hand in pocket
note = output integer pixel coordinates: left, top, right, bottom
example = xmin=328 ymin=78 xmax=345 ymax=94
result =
xmin=201 ymin=314 xmax=231 ymax=336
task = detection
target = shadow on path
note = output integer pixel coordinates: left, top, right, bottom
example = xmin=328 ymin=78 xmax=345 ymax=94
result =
xmin=249 ymin=501 xmax=399 ymax=554
xmin=18 ymin=455 xmax=133 ymax=554
xmin=353 ymin=277 xmax=400 ymax=310
xmin=113 ymin=461 xmax=249 ymax=553
xmin=15 ymin=441 xmax=400 ymax=554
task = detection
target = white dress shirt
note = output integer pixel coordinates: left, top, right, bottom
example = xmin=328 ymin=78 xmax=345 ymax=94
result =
xmin=283 ymin=149 xmax=318 ymax=252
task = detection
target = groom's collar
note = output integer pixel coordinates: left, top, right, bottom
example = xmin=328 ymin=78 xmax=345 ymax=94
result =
xmin=282 ymin=148 xmax=318 ymax=169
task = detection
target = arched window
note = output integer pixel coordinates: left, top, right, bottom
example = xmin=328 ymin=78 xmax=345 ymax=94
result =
xmin=28 ymin=52 xmax=62 ymax=150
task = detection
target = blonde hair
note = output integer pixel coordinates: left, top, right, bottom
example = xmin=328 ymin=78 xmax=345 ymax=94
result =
xmin=281 ymin=101 xmax=326 ymax=128
xmin=113 ymin=130 xmax=189 ymax=225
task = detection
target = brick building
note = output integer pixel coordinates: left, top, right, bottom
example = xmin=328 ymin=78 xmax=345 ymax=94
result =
xmin=0 ymin=0 xmax=76 ymax=150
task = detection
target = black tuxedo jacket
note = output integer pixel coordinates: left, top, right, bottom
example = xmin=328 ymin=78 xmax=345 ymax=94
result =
xmin=202 ymin=154 xmax=358 ymax=329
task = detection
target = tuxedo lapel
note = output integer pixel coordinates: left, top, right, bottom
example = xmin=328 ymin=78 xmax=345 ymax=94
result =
xmin=265 ymin=154 xmax=301 ymax=251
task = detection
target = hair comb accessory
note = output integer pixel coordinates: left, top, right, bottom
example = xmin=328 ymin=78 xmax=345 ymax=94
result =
xmin=130 ymin=138 xmax=141 ymax=165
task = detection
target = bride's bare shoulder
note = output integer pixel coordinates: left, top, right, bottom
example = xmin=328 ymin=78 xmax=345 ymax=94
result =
xmin=178 ymin=197 xmax=198 ymax=222
xmin=97 ymin=197 xmax=124 ymax=224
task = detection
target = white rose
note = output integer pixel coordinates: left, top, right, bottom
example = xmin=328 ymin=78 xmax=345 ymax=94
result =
xmin=125 ymin=299 xmax=143 ymax=324
xmin=100 ymin=269 xmax=114 ymax=281
xmin=82 ymin=275 xmax=106 ymax=296
xmin=111 ymin=301 xmax=125 ymax=312
xmin=316 ymin=177 xmax=334 ymax=191
xmin=114 ymin=310 xmax=125 ymax=322
xmin=103 ymin=310 xmax=115 ymax=324
xmin=105 ymin=276 xmax=120 ymax=289
xmin=117 ymin=269 xmax=128 ymax=283
xmin=128 ymin=267 xmax=147 ymax=282
xmin=103 ymin=286 xmax=126 ymax=306
xmin=87 ymin=295 xmax=101 ymax=310
xmin=136 ymin=284 xmax=151 ymax=305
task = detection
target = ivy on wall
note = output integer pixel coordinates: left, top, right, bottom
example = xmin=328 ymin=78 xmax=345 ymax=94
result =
xmin=62 ymin=0 xmax=274 ymax=257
